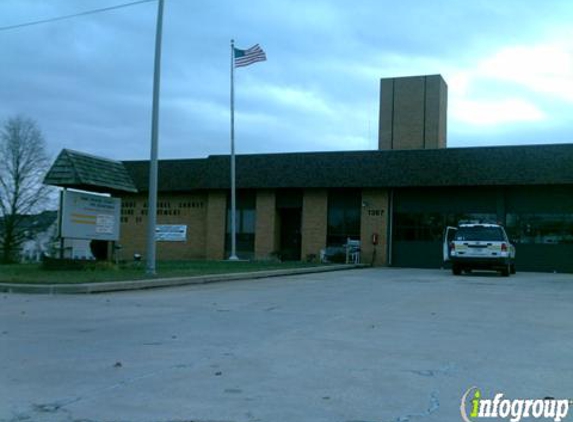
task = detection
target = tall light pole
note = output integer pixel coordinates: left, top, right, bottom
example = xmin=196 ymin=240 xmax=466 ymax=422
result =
xmin=146 ymin=0 xmax=164 ymax=275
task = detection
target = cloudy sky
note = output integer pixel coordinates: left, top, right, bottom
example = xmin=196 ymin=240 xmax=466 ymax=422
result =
xmin=1 ymin=0 xmax=573 ymax=161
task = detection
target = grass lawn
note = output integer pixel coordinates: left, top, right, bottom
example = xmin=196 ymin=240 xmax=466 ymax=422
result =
xmin=0 ymin=260 xmax=326 ymax=284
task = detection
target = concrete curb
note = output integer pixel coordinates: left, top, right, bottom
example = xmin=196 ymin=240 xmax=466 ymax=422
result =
xmin=0 ymin=264 xmax=365 ymax=294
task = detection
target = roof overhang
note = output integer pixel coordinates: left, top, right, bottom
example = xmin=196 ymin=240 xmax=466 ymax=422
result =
xmin=44 ymin=149 xmax=138 ymax=194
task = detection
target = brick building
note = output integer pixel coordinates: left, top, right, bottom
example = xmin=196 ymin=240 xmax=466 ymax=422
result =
xmin=44 ymin=75 xmax=573 ymax=272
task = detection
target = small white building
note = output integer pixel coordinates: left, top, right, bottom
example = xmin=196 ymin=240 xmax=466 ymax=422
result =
xmin=18 ymin=211 xmax=58 ymax=262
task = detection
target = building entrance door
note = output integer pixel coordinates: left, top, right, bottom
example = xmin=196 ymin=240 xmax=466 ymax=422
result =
xmin=279 ymin=208 xmax=302 ymax=261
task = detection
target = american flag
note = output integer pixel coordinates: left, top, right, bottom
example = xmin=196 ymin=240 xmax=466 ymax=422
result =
xmin=234 ymin=44 xmax=267 ymax=68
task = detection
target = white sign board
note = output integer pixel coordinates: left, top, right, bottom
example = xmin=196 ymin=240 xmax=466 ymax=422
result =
xmin=61 ymin=190 xmax=121 ymax=241
xmin=155 ymin=225 xmax=187 ymax=242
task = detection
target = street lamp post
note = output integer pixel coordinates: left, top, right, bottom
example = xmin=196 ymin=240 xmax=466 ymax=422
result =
xmin=146 ymin=0 xmax=165 ymax=275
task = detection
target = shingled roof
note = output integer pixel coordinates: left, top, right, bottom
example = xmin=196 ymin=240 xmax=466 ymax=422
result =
xmin=122 ymin=143 xmax=573 ymax=192
xmin=44 ymin=149 xmax=137 ymax=193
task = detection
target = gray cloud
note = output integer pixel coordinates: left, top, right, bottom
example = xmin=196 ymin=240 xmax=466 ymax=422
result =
xmin=1 ymin=0 xmax=572 ymax=162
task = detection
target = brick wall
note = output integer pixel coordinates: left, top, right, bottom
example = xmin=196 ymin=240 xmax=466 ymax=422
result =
xmin=424 ymin=75 xmax=448 ymax=149
xmin=255 ymin=190 xmax=278 ymax=260
xmin=205 ymin=190 xmax=227 ymax=260
xmin=118 ymin=193 xmax=208 ymax=261
xmin=301 ymin=189 xmax=327 ymax=260
xmin=360 ymin=189 xmax=389 ymax=266
xmin=392 ymin=76 xmax=426 ymax=149
xmin=117 ymin=188 xmax=389 ymax=265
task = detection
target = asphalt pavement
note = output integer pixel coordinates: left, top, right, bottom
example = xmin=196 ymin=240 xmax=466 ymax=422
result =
xmin=1 ymin=268 xmax=572 ymax=422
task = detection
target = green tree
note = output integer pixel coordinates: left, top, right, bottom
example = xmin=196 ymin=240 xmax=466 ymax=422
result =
xmin=0 ymin=116 xmax=50 ymax=263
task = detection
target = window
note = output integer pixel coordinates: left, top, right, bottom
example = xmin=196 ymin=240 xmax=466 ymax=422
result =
xmin=394 ymin=212 xmax=498 ymax=242
xmin=225 ymin=191 xmax=256 ymax=258
xmin=394 ymin=213 xmax=443 ymax=241
xmin=327 ymin=190 xmax=361 ymax=246
xmin=506 ymin=213 xmax=573 ymax=244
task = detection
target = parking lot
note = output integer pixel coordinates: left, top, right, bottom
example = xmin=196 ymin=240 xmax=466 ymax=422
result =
xmin=1 ymin=268 xmax=572 ymax=422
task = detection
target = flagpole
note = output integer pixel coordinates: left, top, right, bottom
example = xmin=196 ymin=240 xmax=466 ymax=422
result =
xmin=229 ymin=39 xmax=239 ymax=260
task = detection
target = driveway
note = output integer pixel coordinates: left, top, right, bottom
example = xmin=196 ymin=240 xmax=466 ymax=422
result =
xmin=1 ymin=268 xmax=572 ymax=422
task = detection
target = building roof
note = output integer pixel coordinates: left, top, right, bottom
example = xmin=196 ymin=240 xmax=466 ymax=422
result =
xmin=0 ymin=210 xmax=57 ymax=238
xmin=44 ymin=149 xmax=138 ymax=193
xmin=121 ymin=143 xmax=573 ymax=192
